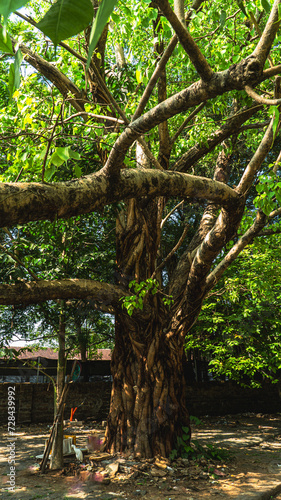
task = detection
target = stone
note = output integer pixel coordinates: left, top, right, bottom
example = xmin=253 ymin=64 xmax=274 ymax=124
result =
xmin=106 ymin=461 xmax=119 ymax=477
xmin=179 ymin=468 xmax=190 ymax=476
xmin=154 ymin=457 xmax=170 ymax=469
xmin=150 ymin=467 xmax=167 ymax=477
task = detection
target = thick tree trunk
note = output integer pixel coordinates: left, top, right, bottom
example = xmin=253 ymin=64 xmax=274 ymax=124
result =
xmin=104 ymin=308 xmax=190 ymax=458
xmin=103 ymin=181 xmax=193 ymax=458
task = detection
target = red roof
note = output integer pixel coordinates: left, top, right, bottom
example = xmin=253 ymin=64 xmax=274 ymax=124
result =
xmin=6 ymin=347 xmax=112 ymax=361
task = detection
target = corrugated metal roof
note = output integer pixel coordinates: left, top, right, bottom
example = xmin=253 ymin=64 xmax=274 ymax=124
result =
xmin=4 ymin=347 xmax=112 ymax=361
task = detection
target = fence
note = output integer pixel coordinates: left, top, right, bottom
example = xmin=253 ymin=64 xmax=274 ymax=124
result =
xmin=1 ymin=380 xmax=281 ymax=425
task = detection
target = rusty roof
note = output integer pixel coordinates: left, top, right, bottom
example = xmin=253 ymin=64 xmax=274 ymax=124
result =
xmin=5 ymin=347 xmax=112 ymax=361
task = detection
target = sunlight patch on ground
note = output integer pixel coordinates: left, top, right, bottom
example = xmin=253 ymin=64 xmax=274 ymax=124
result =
xmin=65 ymin=486 xmax=89 ymax=499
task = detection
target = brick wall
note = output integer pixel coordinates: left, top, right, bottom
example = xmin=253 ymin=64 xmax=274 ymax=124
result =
xmin=0 ymin=380 xmax=281 ymax=425
xmin=0 ymin=381 xmax=111 ymax=425
xmin=186 ymin=381 xmax=281 ymax=416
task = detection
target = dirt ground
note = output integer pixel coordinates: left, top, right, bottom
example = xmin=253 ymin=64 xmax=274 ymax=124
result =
xmin=1 ymin=413 xmax=281 ymax=500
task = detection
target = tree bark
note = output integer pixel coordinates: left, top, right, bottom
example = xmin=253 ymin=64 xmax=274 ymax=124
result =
xmin=104 ymin=191 xmax=191 ymax=458
xmin=50 ymin=306 xmax=65 ymax=469
xmin=104 ymin=311 xmax=189 ymax=458
xmin=0 ymin=169 xmax=239 ymax=228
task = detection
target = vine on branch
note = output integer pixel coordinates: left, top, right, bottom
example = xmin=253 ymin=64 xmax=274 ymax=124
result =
xmin=121 ymin=278 xmax=174 ymax=316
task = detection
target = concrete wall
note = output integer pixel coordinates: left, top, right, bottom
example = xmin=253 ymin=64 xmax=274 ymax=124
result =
xmin=1 ymin=380 xmax=281 ymax=425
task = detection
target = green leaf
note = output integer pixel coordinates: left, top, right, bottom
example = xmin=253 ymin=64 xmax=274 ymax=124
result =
xmin=14 ymin=48 xmax=23 ymax=89
xmin=127 ymin=306 xmax=134 ymax=316
xmin=177 ymin=436 xmax=185 ymax=446
xmin=0 ymin=25 xmax=13 ymax=54
xmin=45 ymin=164 xmax=56 ymax=181
xmin=8 ymin=63 xmax=15 ymax=98
xmin=237 ymin=0 xmax=247 ymax=17
xmin=261 ymin=0 xmax=271 ymax=13
xmin=74 ymin=165 xmax=82 ymax=178
xmin=56 ymin=146 xmax=70 ymax=161
xmin=50 ymin=151 xmax=65 ymax=167
xmin=111 ymin=11 xmax=119 ymax=23
xmin=220 ymin=10 xmax=227 ymax=28
xmin=0 ymin=0 xmax=29 ymax=23
xmin=182 ymin=426 xmax=190 ymax=433
xmin=37 ymin=0 xmax=94 ymax=47
xmin=136 ymin=69 xmax=142 ymax=84
xmin=51 ymin=147 xmax=81 ymax=164
xmin=69 ymin=150 xmax=81 ymax=160
xmin=86 ymin=0 xmax=117 ymax=70
xmin=272 ymin=107 xmax=280 ymax=140
xmin=275 ymin=192 xmax=281 ymax=205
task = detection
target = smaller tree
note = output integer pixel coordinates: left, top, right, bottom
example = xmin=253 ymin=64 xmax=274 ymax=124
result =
xmin=187 ymin=228 xmax=281 ymax=387
xmin=0 ymin=211 xmax=115 ymax=468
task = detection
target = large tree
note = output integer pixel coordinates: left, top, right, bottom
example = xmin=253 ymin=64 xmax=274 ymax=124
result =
xmin=1 ymin=0 xmax=281 ymax=458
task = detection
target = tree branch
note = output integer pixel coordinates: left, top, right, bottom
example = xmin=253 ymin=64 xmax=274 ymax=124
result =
xmin=153 ymin=14 xmax=171 ymax=169
xmin=19 ymin=43 xmax=85 ymax=112
xmin=262 ymin=65 xmax=281 ymax=80
xmin=88 ymin=61 xmax=163 ymax=171
xmin=252 ymin=0 xmax=281 ymax=66
xmin=238 ymin=120 xmax=270 ymax=132
xmin=0 ymin=169 xmax=239 ymax=228
xmin=257 ymin=227 xmax=281 ymax=236
xmin=132 ymin=0 xmax=206 ymax=120
xmin=268 ymin=206 xmax=281 ymax=218
xmin=170 ymin=103 xmax=205 ymax=146
xmin=174 ymin=0 xmax=186 ymax=26
xmin=205 ymin=211 xmax=268 ymax=292
xmin=236 ymin=116 xmax=275 ymax=194
xmin=245 ymin=85 xmax=281 ymax=105
xmin=151 ymin=224 xmax=189 ymax=279
xmin=170 ymin=141 xmax=235 ymax=298
xmin=103 ymin=70 xmax=265 ymax=177
xmin=0 ymin=279 xmax=126 ymax=307
xmin=172 ymin=104 xmax=262 ymax=172
xmin=62 ymin=112 xmax=125 ymax=125
xmin=14 ymin=11 xmax=88 ymax=65
xmin=154 ymin=0 xmax=213 ymax=81
xmin=161 ymin=200 xmax=184 ymax=228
